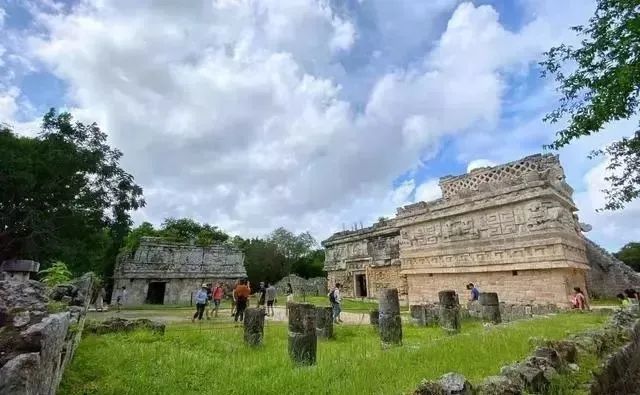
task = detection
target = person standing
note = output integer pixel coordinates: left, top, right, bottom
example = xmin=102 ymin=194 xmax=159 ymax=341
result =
xmin=192 ymin=284 xmax=208 ymax=322
xmin=265 ymin=282 xmax=277 ymax=317
xmin=210 ymin=282 xmax=224 ymax=317
xmin=329 ymin=283 xmax=342 ymax=324
xmin=116 ymin=286 xmax=127 ymax=313
xmin=95 ymin=286 xmax=106 ymax=312
xmin=234 ymin=279 xmax=251 ymax=323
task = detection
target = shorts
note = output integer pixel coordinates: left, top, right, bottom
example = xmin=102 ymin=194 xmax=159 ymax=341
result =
xmin=267 ymin=300 xmax=274 ymax=307
xmin=213 ymin=299 xmax=221 ymax=307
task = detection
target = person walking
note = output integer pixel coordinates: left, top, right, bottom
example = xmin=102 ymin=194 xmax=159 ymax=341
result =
xmin=192 ymin=284 xmax=208 ymax=322
xmin=265 ymin=282 xmax=277 ymax=317
xmin=234 ymin=279 xmax=251 ymax=324
xmin=329 ymin=283 xmax=343 ymax=324
xmin=209 ymin=282 xmax=224 ymax=317
xmin=95 ymin=286 xmax=106 ymax=312
xmin=257 ymin=281 xmax=266 ymax=308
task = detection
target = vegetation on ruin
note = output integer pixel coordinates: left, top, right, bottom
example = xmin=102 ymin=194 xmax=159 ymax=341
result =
xmin=615 ymin=241 xmax=640 ymax=271
xmin=39 ymin=261 xmax=73 ymax=286
xmin=60 ymin=313 xmax=606 ymax=394
xmin=542 ymin=0 xmax=640 ymax=210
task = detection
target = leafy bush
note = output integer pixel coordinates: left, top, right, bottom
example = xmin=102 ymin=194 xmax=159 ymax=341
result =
xmin=39 ymin=261 xmax=72 ymax=286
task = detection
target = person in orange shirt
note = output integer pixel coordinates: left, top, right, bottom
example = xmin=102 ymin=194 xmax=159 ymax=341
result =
xmin=234 ymin=279 xmax=251 ymax=323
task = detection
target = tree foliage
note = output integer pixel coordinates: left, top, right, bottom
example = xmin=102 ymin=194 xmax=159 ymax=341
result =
xmin=39 ymin=260 xmax=73 ymax=286
xmin=0 ymin=109 xmax=144 ymax=276
xmin=541 ymin=0 xmax=640 ymax=210
xmin=123 ymin=218 xmax=229 ymax=253
xmin=615 ymin=241 xmax=640 ymax=271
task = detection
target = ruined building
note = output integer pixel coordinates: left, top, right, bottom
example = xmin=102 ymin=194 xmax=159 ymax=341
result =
xmin=323 ymin=153 xmax=640 ymax=307
xmin=113 ymin=237 xmax=246 ymax=305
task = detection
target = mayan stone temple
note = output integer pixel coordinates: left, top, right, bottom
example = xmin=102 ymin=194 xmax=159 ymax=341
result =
xmin=322 ymin=153 xmax=640 ymax=307
xmin=113 ymin=237 xmax=246 ymax=305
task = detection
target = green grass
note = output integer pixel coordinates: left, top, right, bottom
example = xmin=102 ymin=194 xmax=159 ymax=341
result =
xmin=590 ymin=297 xmax=620 ymax=306
xmin=548 ymin=353 xmax=599 ymax=395
xmin=293 ymin=295 xmax=406 ymax=312
xmin=60 ymin=313 xmax=607 ymax=395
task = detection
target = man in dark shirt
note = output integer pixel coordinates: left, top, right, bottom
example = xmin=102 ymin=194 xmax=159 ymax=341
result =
xmin=466 ymin=283 xmax=479 ymax=301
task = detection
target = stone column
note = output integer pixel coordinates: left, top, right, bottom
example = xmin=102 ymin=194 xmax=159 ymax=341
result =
xmin=438 ymin=290 xmax=461 ymax=334
xmin=378 ymin=288 xmax=402 ymax=346
xmin=243 ymin=308 xmax=265 ymax=346
xmin=479 ymin=292 xmax=501 ymax=324
xmin=288 ymin=303 xmax=317 ymax=366
xmin=0 ymin=260 xmax=40 ymax=282
xmin=315 ymin=306 xmax=334 ymax=339
xmin=370 ymin=308 xmax=379 ymax=328
xmin=410 ymin=304 xmax=426 ymax=326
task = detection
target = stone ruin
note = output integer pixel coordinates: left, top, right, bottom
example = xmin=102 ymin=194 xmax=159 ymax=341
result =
xmin=322 ymin=153 xmax=640 ymax=307
xmin=113 ymin=237 xmax=247 ymax=305
xmin=0 ymin=261 xmax=93 ymax=395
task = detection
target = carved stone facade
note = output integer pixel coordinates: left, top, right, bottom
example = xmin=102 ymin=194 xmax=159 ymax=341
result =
xmin=113 ymin=237 xmax=246 ymax=305
xmin=323 ymin=154 xmax=592 ymax=307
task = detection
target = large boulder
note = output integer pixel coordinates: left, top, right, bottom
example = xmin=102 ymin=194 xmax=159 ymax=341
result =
xmin=475 ymin=376 xmax=522 ymax=395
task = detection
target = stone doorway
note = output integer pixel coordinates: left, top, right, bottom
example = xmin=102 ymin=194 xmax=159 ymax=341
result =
xmin=354 ymin=274 xmax=367 ymax=297
xmin=146 ymin=282 xmax=166 ymax=304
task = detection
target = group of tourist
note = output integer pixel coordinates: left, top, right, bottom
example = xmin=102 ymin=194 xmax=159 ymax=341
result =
xmin=191 ymin=279 xmax=296 ymax=323
xmin=616 ymin=289 xmax=640 ymax=307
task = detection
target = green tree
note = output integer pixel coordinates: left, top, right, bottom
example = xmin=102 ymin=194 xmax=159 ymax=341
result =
xmin=241 ymin=238 xmax=288 ymax=287
xmin=39 ymin=260 xmax=73 ymax=286
xmin=0 ymin=110 xmax=144 ymax=276
xmin=615 ymin=242 xmax=640 ymax=271
xmin=123 ymin=219 xmax=230 ymax=254
xmin=541 ymin=0 xmax=640 ymax=210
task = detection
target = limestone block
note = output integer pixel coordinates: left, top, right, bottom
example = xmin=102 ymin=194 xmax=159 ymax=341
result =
xmin=438 ymin=291 xmax=460 ymax=334
xmin=287 ymin=303 xmax=317 ymax=366
xmin=243 ymin=308 xmax=265 ymax=346
xmin=475 ymin=376 xmax=522 ymax=395
xmin=0 ymin=352 xmax=40 ymax=395
xmin=315 ymin=306 xmax=334 ymax=339
xmin=378 ymin=288 xmax=402 ymax=346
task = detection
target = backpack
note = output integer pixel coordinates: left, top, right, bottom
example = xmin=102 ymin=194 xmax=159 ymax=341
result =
xmin=329 ymin=289 xmax=336 ymax=304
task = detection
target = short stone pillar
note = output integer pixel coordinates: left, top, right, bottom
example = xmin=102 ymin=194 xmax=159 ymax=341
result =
xmin=370 ymin=308 xmax=379 ymax=328
xmin=378 ymin=288 xmax=402 ymax=346
xmin=243 ymin=308 xmax=265 ymax=346
xmin=288 ymin=303 xmax=317 ymax=366
xmin=438 ymin=290 xmax=461 ymax=334
xmin=315 ymin=306 xmax=334 ymax=339
xmin=410 ymin=304 xmax=426 ymax=326
xmin=479 ymin=292 xmax=501 ymax=324
xmin=0 ymin=260 xmax=40 ymax=282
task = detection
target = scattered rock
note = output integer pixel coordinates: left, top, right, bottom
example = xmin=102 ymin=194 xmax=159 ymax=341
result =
xmin=533 ymin=347 xmax=562 ymax=369
xmin=567 ymin=363 xmax=579 ymax=372
xmin=475 ymin=375 xmax=522 ymax=395
xmin=547 ymin=340 xmax=578 ymax=363
xmin=439 ymin=372 xmax=473 ymax=395
xmin=414 ymin=379 xmax=445 ymax=395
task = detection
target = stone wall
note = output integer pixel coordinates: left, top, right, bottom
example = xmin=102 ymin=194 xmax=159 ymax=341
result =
xmin=406 ymin=267 xmax=587 ymax=306
xmin=584 ymin=237 xmax=640 ymax=298
xmin=275 ymin=274 xmax=327 ymax=297
xmin=0 ymin=274 xmax=93 ymax=395
xmin=113 ymin=237 xmax=247 ymax=305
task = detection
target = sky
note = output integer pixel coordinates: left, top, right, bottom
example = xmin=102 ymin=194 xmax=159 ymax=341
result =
xmin=1 ymin=0 xmax=639 ymax=252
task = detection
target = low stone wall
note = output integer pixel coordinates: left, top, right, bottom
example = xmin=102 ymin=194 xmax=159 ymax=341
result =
xmin=0 ymin=274 xmax=93 ymax=395
xmin=413 ymin=308 xmax=640 ymax=394
xmin=409 ymin=301 xmax=560 ymax=325
xmin=275 ymin=274 xmax=327 ymax=297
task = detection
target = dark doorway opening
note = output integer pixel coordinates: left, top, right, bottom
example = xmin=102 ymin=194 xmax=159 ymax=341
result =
xmin=146 ymin=282 xmax=166 ymax=304
xmin=355 ymin=274 xmax=367 ymax=297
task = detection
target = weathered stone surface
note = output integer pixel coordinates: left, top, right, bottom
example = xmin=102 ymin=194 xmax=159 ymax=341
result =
xmin=112 ymin=237 xmax=247 ymax=305
xmin=479 ymin=292 xmax=499 ymax=306
xmin=475 ymin=376 xmax=522 ymax=395
xmin=413 ymin=379 xmax=444 ymax=395
xmin=439 ymin=291 xmax=460 ymax=334
xmin=0 ymin=353 xmax=40 ymax=394
xmin=546 ymin=340 xmax=578 ymax=364
xmin=287 ymin=303 xmax=317 ymax=366
xmin=0 ymin=280 xmax=48 ymax=315
xmin=243 ymin=308 xmax=265 ymax=346
xmin=379 ymin=288 xmax=402 ymax=346
xmin=370 ymin=309 xmax=379 ymax=327
xmin=315 ymin=306 xmax=334 ymax=339
xmin=533 ymin=347 xmax=562 ymax=369
xmin=439 ymin=373 xmax=472 ymax=395
xmin=85 ymin=317 xmax=165 ymax=335
xmin=275 ymin=274 xmax=327 ymax=297
xmin=410 ymin=305 xmax=426 ymax=326
xmin=322 ymin=154 xmax=602 ymax=308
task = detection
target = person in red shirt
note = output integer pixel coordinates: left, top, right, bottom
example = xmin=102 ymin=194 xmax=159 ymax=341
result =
xmin=234 ymin=279 xmax=251 ymax=323
xmin=208 ymin=281 xmax=225 ymax=318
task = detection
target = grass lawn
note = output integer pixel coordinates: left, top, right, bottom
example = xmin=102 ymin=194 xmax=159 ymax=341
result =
xmin=60 ymin=312 xmax=607 ymax=395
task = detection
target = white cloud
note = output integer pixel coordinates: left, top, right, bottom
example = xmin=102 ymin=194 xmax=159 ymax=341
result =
xmin=467 ymin=159 xmax=496 ymax=173
xmin=414 ymin=179 xmax=442 ymax=202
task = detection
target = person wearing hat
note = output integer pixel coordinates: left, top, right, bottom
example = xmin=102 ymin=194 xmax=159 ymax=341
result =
xmin=192 ymin=283 xmax=209 ymax=322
